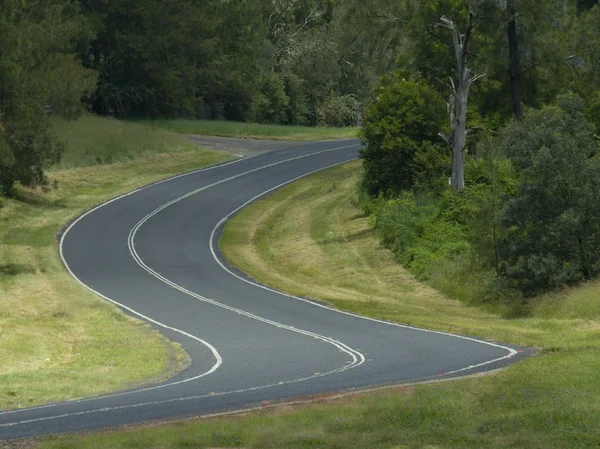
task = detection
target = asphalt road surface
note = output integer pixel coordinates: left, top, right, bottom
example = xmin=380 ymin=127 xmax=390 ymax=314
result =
xmin=0 ymin=139 xmax=532 ymax=440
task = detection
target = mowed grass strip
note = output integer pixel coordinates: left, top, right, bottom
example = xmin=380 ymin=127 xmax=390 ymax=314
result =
xmin=145 ymin=119 xmax=358 ymax=141
xmin=34 ymin=161 xmax=600 ymax=448
xmin=0 ymin=118 xmax=231 ymax=410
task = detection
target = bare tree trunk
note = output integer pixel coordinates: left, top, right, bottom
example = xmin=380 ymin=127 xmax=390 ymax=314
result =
xmin=451 ymin=72 xmax=469 ymax=190
xmin=437 ymin=13 xmax=484 ymax=192
xmin=507 ymin=0 xmax=522 ymax=119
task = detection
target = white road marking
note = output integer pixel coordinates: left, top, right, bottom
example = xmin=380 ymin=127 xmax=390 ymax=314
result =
xmin=127 ymin=144 xmax=365 ymax=372
xmin=1 ymin=148 xmax=282 ymax=417
xmin=207 ymin=162 xmax=519 ymax=375
xmin=0 ymin=158 xmax=252 ymax=417
xmin=0 ymin=143 xmax=363 ymax=428
xmin=0 ymin=142 xmax=520 ymax=430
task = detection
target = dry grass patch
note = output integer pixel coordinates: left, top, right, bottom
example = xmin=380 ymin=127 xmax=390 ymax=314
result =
xmin=0 ymin=147 xmax=230 ymax=410
xmin=221 ymin=161 xmax=600 ymax=351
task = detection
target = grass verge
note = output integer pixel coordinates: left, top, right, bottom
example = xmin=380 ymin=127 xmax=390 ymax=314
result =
xmin=144 ymin=119 xmax=358 ymax=141
xmin=51 ymin=115 xmax=202 ymax=169
xmin=30 ymin=161 xmax=600 ymax=448
xmin=0 ymin=117 xmax=231 ymax=410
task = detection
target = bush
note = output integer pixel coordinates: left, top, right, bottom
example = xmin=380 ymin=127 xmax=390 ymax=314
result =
xmin=373 ymin=189 xmax=477 ymax=281
xmin=363 ymin=167 xmax=522 ymax=304
xmin=284 ymin=74 xmax=312 ymax=126
xmin=498 ymin=93 xmax=600 ymax=296
xmin=317 ymin=94 xmax=362 ymax=127
xmin=0 ymin=118 xmax=63 ymax=194
xmin=584 ymin=90 xmax=600 ymax=137
xmin=375 ymin=192 xmax=437 ymax=256
xmin=359 ymin=75 xmax=448 ymax=196
xmin=253 ymin=73 xmax=290 ymax=124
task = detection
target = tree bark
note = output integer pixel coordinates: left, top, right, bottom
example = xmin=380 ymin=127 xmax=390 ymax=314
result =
xmin=437 ymin=14 xmax=482 ymax=192
xmin=507 ymin=1 xmax=522 ymax=119
xmin=451 ymin=70 xmax=469 ymax=191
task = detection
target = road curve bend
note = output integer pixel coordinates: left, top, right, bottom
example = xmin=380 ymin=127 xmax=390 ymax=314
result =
xmin=0 ymin=140 xmax=532 ymax=440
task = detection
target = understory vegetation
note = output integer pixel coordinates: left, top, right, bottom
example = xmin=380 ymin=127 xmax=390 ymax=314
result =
xmin=355 ymin=2 xmax=600 ymax=309
xmin=361 ymin=87 xmax=600 ymax=313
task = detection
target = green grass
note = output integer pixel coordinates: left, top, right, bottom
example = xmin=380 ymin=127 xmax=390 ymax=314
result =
xmin=0 ymin=116 xmax=231 ymax=410
xmin=144 ymin=119 xmax=358 ymax=141
xmin=51 ymin=115 xmax=201 ymax=169
xmin=30 ymin=161 xmax=600 ymax=448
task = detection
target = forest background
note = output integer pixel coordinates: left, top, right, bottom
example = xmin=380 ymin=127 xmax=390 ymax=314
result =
xmin=2 ymin=0 xmax=600 ymax=306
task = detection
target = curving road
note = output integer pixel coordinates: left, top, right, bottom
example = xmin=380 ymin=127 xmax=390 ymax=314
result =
xmin=0 ymin=140 xmax=532 ymax=440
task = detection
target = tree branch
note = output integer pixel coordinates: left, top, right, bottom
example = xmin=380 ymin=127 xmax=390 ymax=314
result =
xmin=438 ymin=131 xmax=452 ymax=146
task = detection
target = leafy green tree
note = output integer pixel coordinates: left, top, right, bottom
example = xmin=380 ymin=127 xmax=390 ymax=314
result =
xmin=0 ymin=0 xmax=96 ymax=194
xmin=253 ymin=72 xmax=290 ymax=124
xmin=82 ymin=0 xmax=213 ymax=117
xmin=498 ymin=94 xmax=600 ymax=295
xmin=359 ymin=75 xmax=448 ymax=196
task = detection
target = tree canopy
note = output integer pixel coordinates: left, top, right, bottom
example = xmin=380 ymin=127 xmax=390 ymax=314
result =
xmin=0 ymin=0 xmax=95 ymax=193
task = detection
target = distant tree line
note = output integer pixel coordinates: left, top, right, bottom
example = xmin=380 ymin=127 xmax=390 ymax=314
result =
xmin=78 ymin=0 xmax=393 ymax=125
xmin=0 ymin=0 xmax=404 ymax=194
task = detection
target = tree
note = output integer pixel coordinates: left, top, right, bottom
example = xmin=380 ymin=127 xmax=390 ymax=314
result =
xmin=436 ymin=12 xmax=485 ymax=192
xmin=359 ymin=76 xmax=447 ymax=196
xmin=498 ymin=94 xmax=600 ymax=295
xmin=0 ymin=0 xmax=96 ymax=194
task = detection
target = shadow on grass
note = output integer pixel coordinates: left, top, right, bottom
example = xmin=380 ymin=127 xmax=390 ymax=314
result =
xmin=0 ymin=263 xmax=36 ymax=277
xmin=9 ymin=187 xmax=68 ymax=210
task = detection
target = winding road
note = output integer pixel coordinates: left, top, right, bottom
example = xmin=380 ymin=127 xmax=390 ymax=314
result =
xmin=0 ymin=139 xmax=532 ymax=440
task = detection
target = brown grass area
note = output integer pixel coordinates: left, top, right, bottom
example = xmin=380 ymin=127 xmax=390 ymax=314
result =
xmin=221 ymin=161 xmax=600 ymax=350
xmin=221 ymin=161 xmax=501 ymax=337
xmin=0 ymin=148 xmax=229 ymax=410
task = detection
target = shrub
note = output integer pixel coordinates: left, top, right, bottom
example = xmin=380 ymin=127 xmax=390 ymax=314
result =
xmin=317 ymin=94 xmax=362 ymax=127
xmin=373 ymin=190 xmax=477 ymax=281
xmin=359 ymin=75 xmax=448 ymax=197
xmin=375 ymin=192 xmax=437 ymax=255
xmin=584 ymin=90 xmax=600 ymax=137
xmin=281 ymin=75 xmax=306 ymax=126
xmin=498 ymin=93 xmax=600 ymax=296
xmin=253 ymin=73 xmax=290 ymax=124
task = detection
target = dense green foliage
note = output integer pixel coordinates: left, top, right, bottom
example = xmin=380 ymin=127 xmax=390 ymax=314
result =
xmin=358 ymin=0 xmax=600 ymax=302
xmin=362 ymin=153 xmax=519 ymax=305
xmin=498 ymin=95 xmax=600 ymax=295
xmin=1 ymin=0 xmax=387 ymax=193
xmin=359 ymin=76 xmax=447 ymax=196
xmin=0 ymin=0 xmax=95 ymax=193
xmin=76 ymin=0 xmax=388 ymax=125
xmin=363 ymin=93 xmax=600 ymax=304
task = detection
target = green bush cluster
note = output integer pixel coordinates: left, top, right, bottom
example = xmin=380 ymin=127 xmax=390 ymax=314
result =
xmin=359 ymin=76 xmax=448 ymax=197
xmin=361 ymin=82 xmax=600 ymax=305
xmin=365 ymin=170 xmax=522 ymax=306
xmin=497 ymin=94 xmax=600 ymax=296
xmin=318 ymin=94 xmax=363 ymax=127
xmin=249 ymin=75 xmax=364 ymax=127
